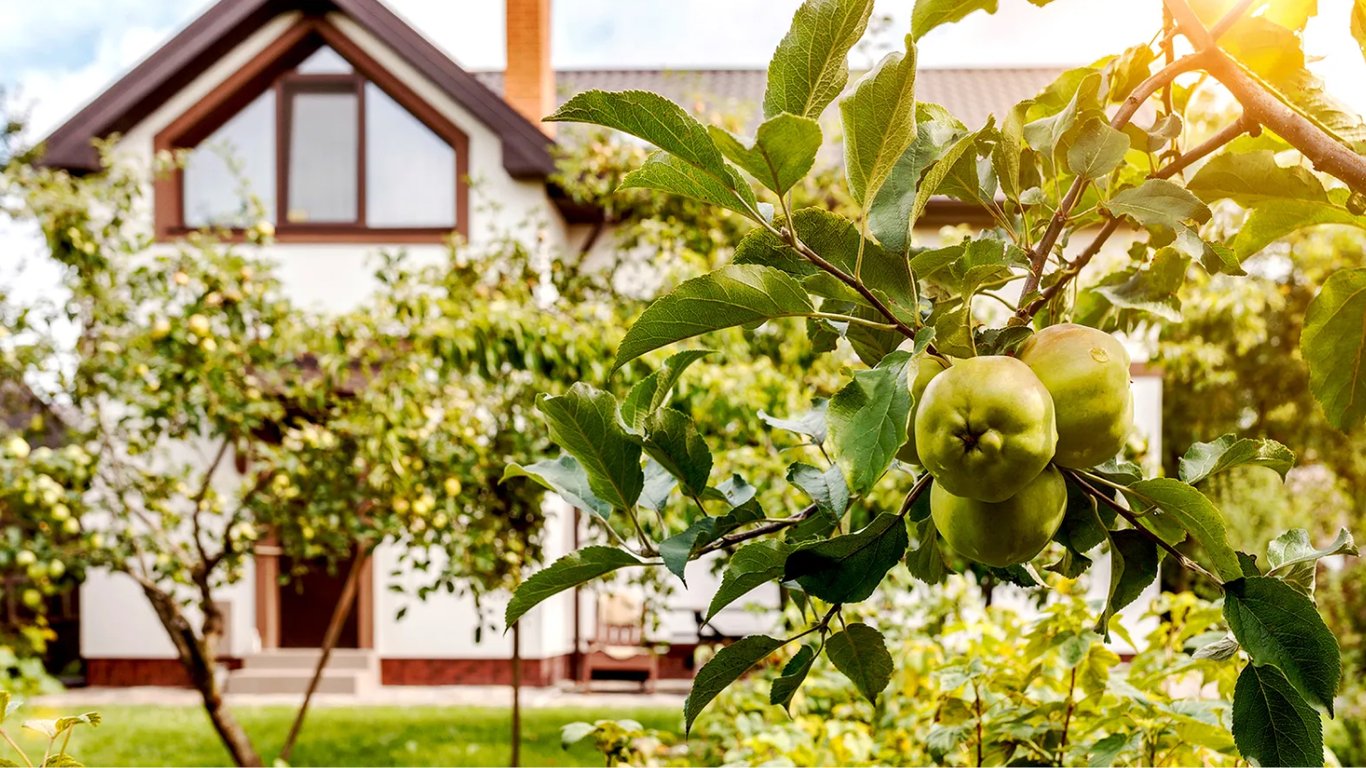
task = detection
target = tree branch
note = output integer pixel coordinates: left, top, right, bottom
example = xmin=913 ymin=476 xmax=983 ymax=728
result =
xmin=1164 ymin=0 xmax=1366 ymax=194
xmin=1015 ymin=55 xmax=1207 ymax=308
xmin=698 ymin=503 xmax=816 ymax=555
xmin=1066 ymin=469 xmax=1220 ymax=583
xmin=1014 ymin=113 xmax=1257 ymax=323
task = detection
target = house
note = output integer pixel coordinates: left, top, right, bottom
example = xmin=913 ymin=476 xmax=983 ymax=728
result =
xmin=36 ymin=0 xmax=1162 ymax=690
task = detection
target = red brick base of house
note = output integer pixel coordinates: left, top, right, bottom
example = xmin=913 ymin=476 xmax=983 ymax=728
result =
xmin=85 ymin=645 xmax=703 ymax=688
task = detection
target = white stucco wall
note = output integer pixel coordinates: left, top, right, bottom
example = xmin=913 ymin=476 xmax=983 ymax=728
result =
xmin=80 ymin=9 xmax=575 ymax=663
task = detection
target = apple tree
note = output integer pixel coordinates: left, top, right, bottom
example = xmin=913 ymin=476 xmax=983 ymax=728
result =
xmin=504 ymin=1 xmax=1366 ymax=764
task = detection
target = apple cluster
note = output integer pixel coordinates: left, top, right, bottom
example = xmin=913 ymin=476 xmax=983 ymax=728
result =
xmin=901 ymin=324 xmax=1135 ymax=568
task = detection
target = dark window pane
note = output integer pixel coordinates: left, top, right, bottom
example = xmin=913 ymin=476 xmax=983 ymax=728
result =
xmin=365 ymin=83 xmax=456 ymax=228
xmin=287 ymin=90 xmax=358 ymax=223
xmin=184 ymin=90 xmax=275 ymax=227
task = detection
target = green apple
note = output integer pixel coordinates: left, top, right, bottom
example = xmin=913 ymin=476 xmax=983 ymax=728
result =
xmin=930 ymin=465 xmax=1068 ymax=567
xmin=915 ymin=355 xmax=1058 ymax=502
xmin=896 ymin=353 xmax=950 ymax=466
xmin=1017 ymin=323 xmax=1133 ymax=468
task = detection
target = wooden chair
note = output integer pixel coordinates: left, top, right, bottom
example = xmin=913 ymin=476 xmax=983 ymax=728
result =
xmin=579 ymin=592 xmax=659 ymax=692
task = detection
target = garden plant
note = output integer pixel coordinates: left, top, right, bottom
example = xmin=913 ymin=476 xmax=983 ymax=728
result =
xmin=504 ymin=0 xmax=1366 ymax=765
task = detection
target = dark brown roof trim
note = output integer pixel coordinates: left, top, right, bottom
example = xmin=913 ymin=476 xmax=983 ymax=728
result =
xmin=40 ymin=0 xmax=555 ymax=178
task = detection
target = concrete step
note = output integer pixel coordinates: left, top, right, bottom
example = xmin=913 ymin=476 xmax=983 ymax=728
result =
xmin=240 ymin=648 xmax=377 ymax=673
xmin=225 ymin=667 xmax=376 ymax=695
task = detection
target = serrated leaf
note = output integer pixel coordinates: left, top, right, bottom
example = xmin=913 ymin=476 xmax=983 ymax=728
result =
xmin=1186 ymin=150 xmax=1328 ymax=208
xmin=537 ymin=384 xmax=643 ymax=510
xmin=1024 ymin=71 xmax=1100 ymax=162
xmin=640 ymin=408 xmax=712 ymax=496
xmin=1098 ymin=529 xmax=1159 ymax=635
xmin=619 ymin=152 xmax=758 ymax=218
xmin=787 ymin=462 xmax=849 ymax=519
xmin=711 ymin=114 xmax=822 ymax=195
xmin=828 ymin=351 xmax=913 ymax=495
xmin=506 ymin=547 xmax=641 ymax=626
xmin=770 ymin=644 xmax=817 ymax=712
xmin=1302 ymin=267 xmax=1366 ymax=430
xmin=910 ymin=129 xmax=980 ymax=228
xmin=1088 ymin=733 xmax=1137 ymax=768
xmin=1266 ymin=527 xmax=1358 ymax=596
xmin=1104 ymin=179 xmax=1211 ymax=231
xmin=911 ymin=0 xmax=1058 ymax=39
xmin=764 ymin=0 xmax=875 ymax=119
xmin=906 ymin=516 xmax=948 ymax=585
xmin=1231 ymin=199 xmax=1364 ymax=260
xmin=1231 ymin=663 xmax=1324 ymax=768
xmin=684 ymin=634 xmax=784 ymax=733
xmin=869 ymin=103 xmax=968 ymax=254
xmin=785 ymin=512 xmax=909 ymax=603
xmin=638 ymin=458 xmax=677 ymax=513
xmin=1194 ymin=635 xmax=1241 ymax=661
xmin=1126 ymin=478 xmax=1242 ymax=582
xmin=758 ymin=400 xmax=828 ymax=444
xmin=614 ymin=265 xmax=814 ymax=368
xmin=547 ymin=90 xmax=729 ymax=179
xmin=501 ymin=454 xmax=613 ymax=519
xmin=621 ymin=349 xmax=713 ymax=431
xmin=707 ymin=540 xmax=790 ymax=620
xmin=1066 ymin=116 xmax=1130 ymax=180
xmin=826 ymin=622 xmax=894 ymax=704
xmin=1178 ymin=434 xmax=1296 ymax=485
xmin=1223 ymin=576 xmax=1341 ymax=715
xmin=841 ymin=37 xmax=918 ymax=207
xmin=659 ymin=500 xmax=765 ymax=582
xmin=1094 ymin=248 xmax=1189 ymax=322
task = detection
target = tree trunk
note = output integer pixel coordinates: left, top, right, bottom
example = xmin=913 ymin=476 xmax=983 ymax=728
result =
xmin=278 ymin=545 xmax=368 ymax=763
xmin=139 ymin=582 xmax=262 ymax=767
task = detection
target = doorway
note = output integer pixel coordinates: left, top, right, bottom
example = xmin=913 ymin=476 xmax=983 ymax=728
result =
xmin=255 ymin=549 xmax=373 ymax=649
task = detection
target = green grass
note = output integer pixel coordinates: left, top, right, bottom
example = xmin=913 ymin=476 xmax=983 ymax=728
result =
xmin=4 ymin=704 xmax=683 ymax=767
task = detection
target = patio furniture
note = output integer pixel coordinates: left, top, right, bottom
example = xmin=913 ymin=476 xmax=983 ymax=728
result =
xmin=579 ymin=593 xmax=659 ymax=692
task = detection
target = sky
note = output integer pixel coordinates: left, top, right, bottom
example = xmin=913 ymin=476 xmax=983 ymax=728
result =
xmin=4 ymin=0 xmax=1363 ymax=140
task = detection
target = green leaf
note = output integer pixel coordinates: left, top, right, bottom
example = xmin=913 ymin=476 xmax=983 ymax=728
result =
xmin=1232 ymin=663 xmax=1324 ymax=768
xmin=684 ymin=635 xmax=784 ymax=733
xmin=1104 ymin=179 xmax=1212 ymax=231
xmin=711 ymin=114 xmax=822 ymax=195
xmin=640 ymin=408 xmax=712 ymax=497
xmin=547 ymin=90 xmax=729 ymax=179
xmin=501 ymin=455 xmax=613 ymax=519
xmin=1066 ymin=116 xmax=1130 ymax=180
xmin=769 ymin=644 xmax=817 ymax=712
xmin=659 ymin=500 xmax=765 ymax=582
xmin=537 ymin=384 xmax=643 ymax=510
xmin=707 ymin=540 xmax=791 ymax=620
xmin=1098 ymin=529 xmax=1158 ymax=634
xmin=906 ymin=516 xmax=948 ymax=585
xmin=909 ymin=130 xmax=979 ymax=229
xmin=1231 ymin=199 xmax=1364 ymax=260
xmin=1088 ymin=733 xmax=1137 ymax=768
xmin=506 ymin=547 xmax=641 ymax=626
xmin=1127 ymin=478 xmax=1242 ymax=582
xmin=614 ymin=265 xmax=814 ymax=368
xmin=758 ymin=400 xmax=828 ymax=444
xmin=1186 ymin=150 xmax=1328 ymax=208
xmin=1177 ymin=434 xmax=1296 ymax=486
xmin=869 ymin=103 xmax=968 ymax=254
xmin=764 ymin=0 xmax=875 ymax=120
xmin=1223 ymin=576 xmax=1341 ymax=715
xmin=785 ymin=512 xmax=910 ymax=603
xmin=787 ymin=462 xmax=849 ymax=519
xmin=0 ymin=692 xmax=11 ymax=726
xmin=826 ymin=622 xmax=894 ymax=704
xmin=638 ymin=458 xmax=677 ymax=513
xmin=1302 ymin=267 xmax=1366 ymax=430
xmin=619 ymin=152 xmax=758 ymax=218
xmin=1094 ymin=248 xmax=1189 ymax=323
xmin=911 ymin=0 xmax=1057 ymax=39
xmin=1023 ymin=71 xmax=1100 ymax=162
xmin=828 ymin=351 xmax=913 ymax=495
xmin=560 ymin=722 xmax=596 ymax=749
xmin=840 ymin=37 xmax=918 ymax=207
xmin=621 ymin=349 xmax=713 ymax=431
xmin=1266 ymin=527 xmax=1359 ymax=597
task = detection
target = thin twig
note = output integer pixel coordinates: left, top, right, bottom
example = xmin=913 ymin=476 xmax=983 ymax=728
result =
xmin=1066 ymin=469 xmax=1221 ymax=583
xmin=0 ymin=729 xmax=33 ymax=768
xmin=1209 ymin=0 xmax=1257 ymax=39
xmin=897 ymin=472 xmax=934 ymax=519
xmin=697 ymin=504 xmax=817 ymax=555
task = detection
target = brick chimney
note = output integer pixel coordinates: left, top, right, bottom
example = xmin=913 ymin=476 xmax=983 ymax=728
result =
xmin=505 ymin=0 xmax=555 ymax=136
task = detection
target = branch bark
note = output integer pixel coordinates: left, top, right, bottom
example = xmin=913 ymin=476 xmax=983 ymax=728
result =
xmin=1163 ymin=0 xmax=1366 ymax=194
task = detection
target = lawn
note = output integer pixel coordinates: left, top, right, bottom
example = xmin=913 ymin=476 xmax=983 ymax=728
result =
xmin=5 ymin=704 xmax=683 ymax=766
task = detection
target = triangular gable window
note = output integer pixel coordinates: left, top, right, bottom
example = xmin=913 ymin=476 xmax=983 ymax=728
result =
xmin=158 ymin=22 xmax=469 ymax=242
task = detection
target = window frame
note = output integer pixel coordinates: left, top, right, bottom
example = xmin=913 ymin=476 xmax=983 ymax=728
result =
xmin=153 ymin=17 xmax=469 ymax=243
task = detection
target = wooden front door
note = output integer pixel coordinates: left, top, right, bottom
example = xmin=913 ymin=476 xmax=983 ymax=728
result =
xmin=278 ymin=557 xmax=359 ymax=648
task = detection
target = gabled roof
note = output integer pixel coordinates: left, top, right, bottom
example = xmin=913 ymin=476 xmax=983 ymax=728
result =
xmin=40 ymin=0 xmax=556 ymax=178
xmin=474 ymin=66 xmax=1065 ymax=133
